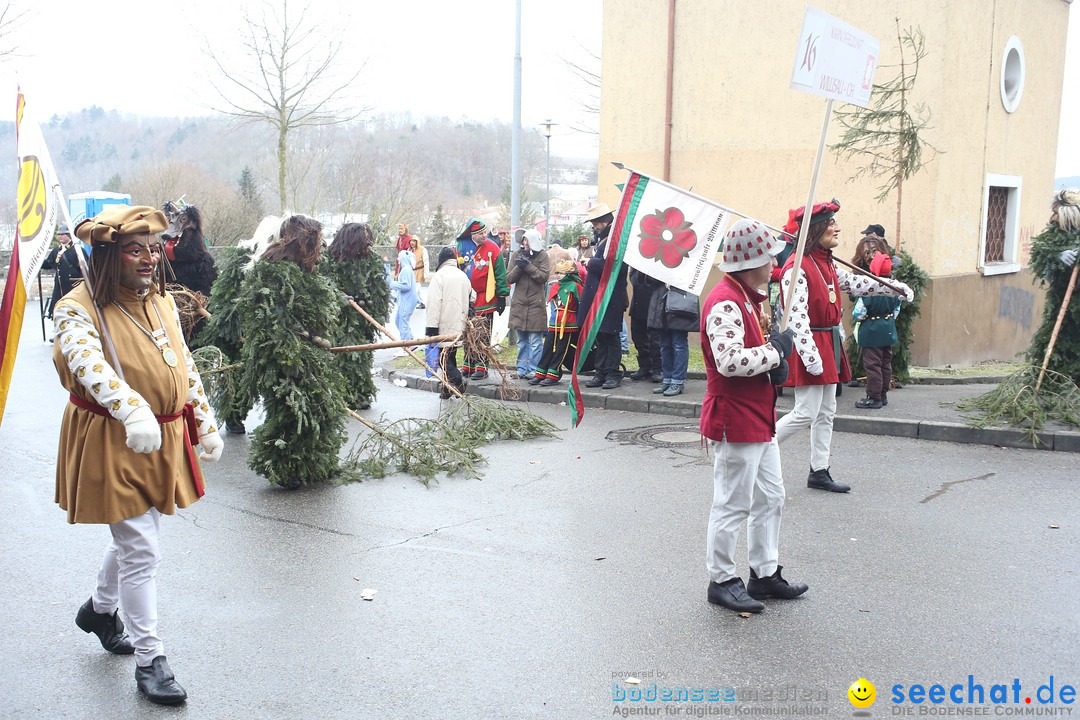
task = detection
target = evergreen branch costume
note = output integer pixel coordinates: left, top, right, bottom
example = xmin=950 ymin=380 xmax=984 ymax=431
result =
xmin=196 ymin=245 xmax=255 ymax=426
xmin=237 ymin=259 xmax=348 ymax=487
xmin=1027 ymin=222 xmax=1080 ymax=385
xmin=319 ymin=249 xmax=390 ymax=410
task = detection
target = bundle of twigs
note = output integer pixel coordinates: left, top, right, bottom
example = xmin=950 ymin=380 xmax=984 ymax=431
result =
xmin=167 ymin=283 xmax=211 ymax=342
xmin=955 ymin=365 xmax=1080 ymax=447
xmin=462 ymin=315 xmax=520 ymax=400
xmin=189 ymin=345 xmax=242 ymax=409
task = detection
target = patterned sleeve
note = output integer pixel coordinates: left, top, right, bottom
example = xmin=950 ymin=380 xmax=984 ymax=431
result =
xmin=53 ymin=300 xmax=150 ymax=422
xmin=837 ymin=265 xmax=914 ymax=301
xmin=703 ymin=300 xmax=781 ymax=378
xmin=166 ymin=296 xmax=219 ymax=438
xmin=779 ymin=266 xmax=822 ymax=369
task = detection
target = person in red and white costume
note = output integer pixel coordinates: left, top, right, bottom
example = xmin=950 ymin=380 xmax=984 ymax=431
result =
xmin=775 ymin=200 xmax=913 ymax=493
xmin=700 ymin=218 xmax=807 ymax=614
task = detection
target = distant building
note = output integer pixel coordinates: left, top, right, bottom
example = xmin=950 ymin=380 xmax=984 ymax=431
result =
xmin=598 ymin=0 xmax=1070 ymax=366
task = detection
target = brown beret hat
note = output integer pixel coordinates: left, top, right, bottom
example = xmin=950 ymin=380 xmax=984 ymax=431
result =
xmin=75 ymin=205 xmax=168 ymax=246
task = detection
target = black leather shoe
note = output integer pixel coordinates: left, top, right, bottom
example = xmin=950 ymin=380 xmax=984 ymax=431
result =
xmin=75 ymin=598 xmax=135 ymax=654
xmin=584 ymin=375 xmax=605 ymax=388
xmin=470 ymin=370 xmax=489 ymax=381
xmin=881 ymin=393 xmax=888 ymax=406
xmin=747 ymin=566 xmax=809 ymax=600
xmin=601 ymin=378 xmax=621 ymax=390
xmin=225 ymin=421 xmax=246 ymax=435
xmin=136 ymin=656 xmax=187 ymax=706
xmin=707 ymin=577 xmax=764 ymax=613
xmin=629 ymin=368 xmax=651 ymax=381
xmin=539 ymin=378 xmax=559 ymax=386
xmin=807 ymin=468 xmax=851 ymax=493
xmin=855 ymin=396 xmax=882 ymax=409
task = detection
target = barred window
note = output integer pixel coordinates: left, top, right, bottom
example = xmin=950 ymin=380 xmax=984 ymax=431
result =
xmin=983 ymin=186 xmax=1008 ymax=264
xmin=980 ymin=174 xmax=1022 ymax=276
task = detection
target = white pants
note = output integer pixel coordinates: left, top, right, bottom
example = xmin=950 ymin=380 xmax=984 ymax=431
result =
xmin=92 ymin=508 xmax=163 ymax=666
xmin=776 ymin=384 xmax=837 ymax=471
xmin=706 ymin=438 xmax=785 ymax=583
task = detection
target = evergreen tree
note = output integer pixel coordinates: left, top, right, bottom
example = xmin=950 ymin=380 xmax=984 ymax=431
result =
xmin=427 ymin=203 xmax=456 ymax=245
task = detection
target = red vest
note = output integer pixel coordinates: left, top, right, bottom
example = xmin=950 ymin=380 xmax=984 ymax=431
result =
xmin=781 ymin=247 xmax=851 ymax=386
xmin=699 ymin=276 xmax=776 ymax=443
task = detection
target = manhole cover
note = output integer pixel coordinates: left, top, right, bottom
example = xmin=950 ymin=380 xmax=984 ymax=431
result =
xmin=607 ymin=423 xmax=702 ymax=448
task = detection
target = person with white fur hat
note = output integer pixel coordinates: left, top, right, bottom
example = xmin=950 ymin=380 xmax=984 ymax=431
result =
xmin=506 ymin=228 xmax=551 ymax=379
xmin=700 ymin=218 xmax=806 ymax=614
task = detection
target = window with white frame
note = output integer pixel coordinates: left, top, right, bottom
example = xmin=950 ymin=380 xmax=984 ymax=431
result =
xmin=979 ymin=174 xmax=1022 ymax=275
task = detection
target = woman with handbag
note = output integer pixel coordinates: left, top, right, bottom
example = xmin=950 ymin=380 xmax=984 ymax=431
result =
xmin=648 ymin=282 xmax=700 ymax=396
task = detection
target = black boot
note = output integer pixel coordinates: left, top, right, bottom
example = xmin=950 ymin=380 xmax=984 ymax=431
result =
xmin=75 ymin=598 xmax=135 ymax=654
xmin=747 ymin=566 xmax=809 ymax=600
xmin=807 ymin=468 xmax=850 ymax=493
xmin=136 ymin=656 xmax=188 ymax=705
xmin=707 ymin=577 xmax=764 ymax=613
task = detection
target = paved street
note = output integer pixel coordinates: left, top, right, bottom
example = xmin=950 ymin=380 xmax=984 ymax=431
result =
xmin=2 ymin=316 xmax=1078 ymax=719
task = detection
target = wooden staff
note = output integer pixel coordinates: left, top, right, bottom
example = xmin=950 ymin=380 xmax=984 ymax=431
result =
xmin=1035 ymin=262 xmax=1080 ymax=391
xmin=346 ymin=298 xmax=466 ymax=400
xmin=330 ymin=334 xmax=458 ymax=353
xmin=831 ymin=255 xmax=909 ymax=297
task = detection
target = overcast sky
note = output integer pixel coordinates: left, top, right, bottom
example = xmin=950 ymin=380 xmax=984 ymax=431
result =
xmin=1 ymin=0 xmax=1077 ymax=176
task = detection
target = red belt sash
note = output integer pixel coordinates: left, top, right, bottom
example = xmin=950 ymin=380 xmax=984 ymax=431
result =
xmin=69 ymin=394 xmax=206 ymax=498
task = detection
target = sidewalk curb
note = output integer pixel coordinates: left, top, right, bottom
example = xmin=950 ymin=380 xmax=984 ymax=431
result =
xmin=383 ymin=367 xmax=1079 ymax=453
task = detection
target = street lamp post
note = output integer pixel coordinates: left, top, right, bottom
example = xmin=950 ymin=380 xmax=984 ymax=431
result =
xmin=540 ymin=119 xmax=556 ymax=247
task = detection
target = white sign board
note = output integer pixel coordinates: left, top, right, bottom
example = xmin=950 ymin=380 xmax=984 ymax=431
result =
xmin=790 ymin=6 xmax=879 ymax=108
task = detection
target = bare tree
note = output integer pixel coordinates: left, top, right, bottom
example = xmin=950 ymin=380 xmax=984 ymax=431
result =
xmin=0 ymin=3 xmax=28 ymax=62
xmin=562 ymin=43 xmax=601 ymax=136
xmin=205 ymin=0 xmax=368 ymax=213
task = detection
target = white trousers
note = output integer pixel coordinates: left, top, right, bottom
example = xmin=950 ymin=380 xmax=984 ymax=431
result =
xmin=776 ymin=384 xmax=837 ymax=471
xmin=92 ymin=508 xmax=163 ymax=666
xmin=706 ymin=438 xmax=785 ymax=583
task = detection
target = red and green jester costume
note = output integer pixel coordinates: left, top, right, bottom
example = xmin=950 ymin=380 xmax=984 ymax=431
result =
xmin=531 ymin=261 xmax=584 ymax=385
xmin=454 ymin=218 xmax=509 ymax=375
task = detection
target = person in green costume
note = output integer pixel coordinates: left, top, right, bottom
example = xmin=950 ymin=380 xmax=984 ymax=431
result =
xmin=319 ymin=222 xmax=391 ymax=410
xmin=1026 ymin=189 xmax=1080 ymax=386
xmin=237 ymin=215 xmax=348 ymax=489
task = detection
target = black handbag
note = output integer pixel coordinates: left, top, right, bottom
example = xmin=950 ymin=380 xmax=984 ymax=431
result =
xmin=664 ymin=287 xmax=699 ymax=319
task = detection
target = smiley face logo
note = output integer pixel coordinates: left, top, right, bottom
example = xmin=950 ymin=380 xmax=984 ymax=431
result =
xmin=848 ymin=678 xmax=876 ymax=709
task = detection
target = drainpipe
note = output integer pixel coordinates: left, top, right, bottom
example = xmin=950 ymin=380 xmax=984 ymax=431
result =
xmin=663 ymin=0 xmax=675 ymax=181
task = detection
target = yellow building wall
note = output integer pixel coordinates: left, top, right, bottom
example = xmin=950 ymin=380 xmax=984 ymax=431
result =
xmin=599 ymin=0 xmax=1069 ymax=366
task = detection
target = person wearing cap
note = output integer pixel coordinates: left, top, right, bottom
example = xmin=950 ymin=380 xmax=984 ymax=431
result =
xmin=852 ymin=252 xmax=902 ymax=409
xmin=425 ymin=245 xmax=475 ymax=398
xmin=531 ymin=258 xmax=585 ymax=386
xmin=454 ymin=218 xmax=510 ymax=380
xmin=775 ymin=200 xmax=913 ymax=493
xmin=53 ymin=205 xmax=224 ymax=705
xmin=701 ymin=218 xmax=805 ymax=614
xmin=578 ymin=202 xmax=630 ymax=389
xmin=41 ymin=224 xmax=88 ymax=319
xmin=506 ymin=228 xmax=551 ymax=379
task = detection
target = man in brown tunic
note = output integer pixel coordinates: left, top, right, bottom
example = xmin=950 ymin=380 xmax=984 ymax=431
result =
xmin=53 ymin=205 xmax=223 ymax=705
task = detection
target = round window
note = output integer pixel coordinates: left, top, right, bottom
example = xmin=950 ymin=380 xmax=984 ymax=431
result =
xmin=1000 ymin=36 xmax=1025 ymax=113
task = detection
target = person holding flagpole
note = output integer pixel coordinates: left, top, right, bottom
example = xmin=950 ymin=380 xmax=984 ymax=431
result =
xmin=578 ymin=202 xmax=629 ymax=390
xmin=776 ymin=200 xmax=913 ymax=493
xmin=52 ymin=205 xmax=223 ymax=705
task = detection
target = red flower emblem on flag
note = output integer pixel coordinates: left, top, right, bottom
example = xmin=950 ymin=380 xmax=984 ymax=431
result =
xmin=638 ymin=207 xmax=697 ymax=268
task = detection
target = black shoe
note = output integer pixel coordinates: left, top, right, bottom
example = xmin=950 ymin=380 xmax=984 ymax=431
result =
xmin=136 ymin=656 xmax=187 ymax=706
xmin=584 ymin=375 xmax=605 ymax=388
xmin=747 ymin=566 xmax=809 ymax=600
xmin=881 ymin=393 xmax=888 ymax=406
xmin=470 ymin=370 xmax=488 ymax=381
xmin=225 ymin=421 xmax=246 ymax=435
xmin=848 ymin=380 xmax=861 ymax=388
xmin=707 ymin=577 xmax=764 ymax=613
xmin=650 ymin=373 xmax=664 ymax=384
xmin=528 ymin=375 xmax=543 ymax=385
xmin=629 ymin=368 xmax=651 ymax=381
xmin=601 ymin=378 xmax=621 ymax=390
xmin=285 ymin=477 xmax=303 ymax=490
xmin=807 ymin=468 xmax=850 ymax=493
xmin=855 ymin=396 xmax=882 ymax=409
xmin=75 ymin=598 xmax=135 ymax=654
xmin=539 ymin=378 xmax=560 ymax=386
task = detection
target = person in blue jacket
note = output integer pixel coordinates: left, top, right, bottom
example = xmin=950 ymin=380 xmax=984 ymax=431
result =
xmin=389 ymin=249 xmax=419 ymax=350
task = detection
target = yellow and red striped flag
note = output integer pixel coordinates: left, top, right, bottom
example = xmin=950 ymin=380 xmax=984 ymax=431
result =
xmin=0 ymin=90 xmax=62 ymax=427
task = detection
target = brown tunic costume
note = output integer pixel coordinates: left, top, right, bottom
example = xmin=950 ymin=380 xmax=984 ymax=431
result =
xmin=53 ymin=284 xmax=212 ymax=524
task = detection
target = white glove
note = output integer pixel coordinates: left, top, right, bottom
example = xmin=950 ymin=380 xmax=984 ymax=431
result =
xmin=805 ymin=358 xmax=824 ymax=376
xmin=199 ymin=431 xmax=223 ymax=462
xmin=1060 ymin=249 xmax=1078 ymax=267
xmin=123 ymin=406 xmax=161 ymax=454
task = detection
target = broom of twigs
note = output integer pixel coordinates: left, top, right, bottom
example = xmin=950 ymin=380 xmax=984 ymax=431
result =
xmin=166 ymin=284 xmax=211 ymax=343
xmin=337 ymin=299 xmax=558 ymax=484
xmin=955 ymin=264 xmax=1080 ymax=446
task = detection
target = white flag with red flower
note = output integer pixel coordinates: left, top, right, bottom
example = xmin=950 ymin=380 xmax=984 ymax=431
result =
xmin=618 ymin=170 xmax=732 ymax=296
